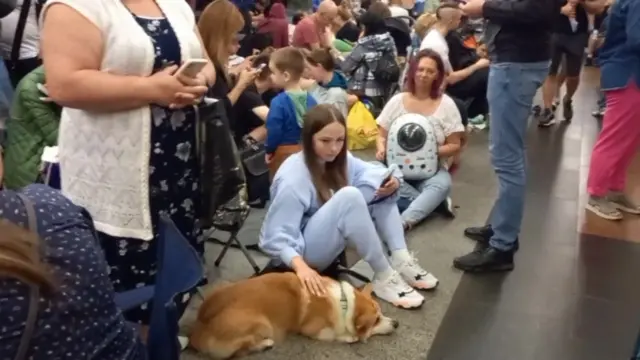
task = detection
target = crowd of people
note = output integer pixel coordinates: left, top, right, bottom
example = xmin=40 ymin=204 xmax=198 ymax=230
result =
xmin=0 ymin=0 xmax=639 ymax=358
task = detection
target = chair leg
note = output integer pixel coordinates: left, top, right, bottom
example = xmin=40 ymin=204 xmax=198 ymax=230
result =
xmin=213 ymin=231 xmax=261 ymax=275
xmin=213 ymin=233 xmax=234 ymax=267
xmin=232 ymin=233 xmax=261 ymax=275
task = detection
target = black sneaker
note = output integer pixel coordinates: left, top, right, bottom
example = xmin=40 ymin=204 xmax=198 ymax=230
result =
xmin=453 ymin=246 xmax=514 ymax=272
xmin=538 ymin=108 xmax=556 ymax=127
xmin=562 ymin=97 xmax=574 ymax=122
xmin=463 ymin=224 xmax=519 ymax=252
xmin=592 ymin=107 xmax=605 ymax=118
xmin=531 ymin=104 xmax=542 ymax=117
xmin=464 ymin=224 xmax=493 ymax=242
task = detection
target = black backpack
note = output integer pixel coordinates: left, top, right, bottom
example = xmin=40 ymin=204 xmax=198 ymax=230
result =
xmin=372 ymin=51 xmax=400 ymax=86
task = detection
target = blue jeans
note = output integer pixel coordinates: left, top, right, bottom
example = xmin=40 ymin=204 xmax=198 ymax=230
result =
xmin=487 ymin=62 xmax=548 ymax=250
xmin=400 ymin=169 xmax=452 ymax=224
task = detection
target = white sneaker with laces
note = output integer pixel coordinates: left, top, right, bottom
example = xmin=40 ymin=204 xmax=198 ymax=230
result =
xmin=372 ymin=271 xmax=424 ymax=309
xmin=393 ymin=254 xmax=439 ymax=291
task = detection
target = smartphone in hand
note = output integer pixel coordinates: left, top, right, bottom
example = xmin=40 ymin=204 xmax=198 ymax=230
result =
xmin=175 ymin=59 xmax=208 ymax=78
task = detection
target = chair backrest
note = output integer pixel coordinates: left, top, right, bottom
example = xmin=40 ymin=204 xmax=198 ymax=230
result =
xmin=147 ymin=214 xmax=205 ymax=360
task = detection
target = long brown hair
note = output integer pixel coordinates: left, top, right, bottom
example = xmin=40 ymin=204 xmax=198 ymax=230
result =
xmin=302 ymin=104 xmax=348 ymax=205
xmin=197 ymin=0 xmax=245 ymax=68
xmin=0 ymin=219 xmax=55 ymax=294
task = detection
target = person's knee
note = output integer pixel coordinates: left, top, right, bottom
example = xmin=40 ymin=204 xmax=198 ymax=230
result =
xmin=433 ymin=171 xmax=453 ymax=195
xmin=334 ymin=186 xmax=367 ymax=207
xmin=490 ymin=149 xmax=525 ymax=175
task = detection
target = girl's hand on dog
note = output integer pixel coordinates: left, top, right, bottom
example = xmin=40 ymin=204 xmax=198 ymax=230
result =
xmin=296 ymin=265 xmax=326 ymax=297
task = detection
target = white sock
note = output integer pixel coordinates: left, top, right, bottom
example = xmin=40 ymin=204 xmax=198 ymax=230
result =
xmin=391 ymin=249 xmax=412 ymax=264
xmin=374 ymin=266 xmax=395 ymax=281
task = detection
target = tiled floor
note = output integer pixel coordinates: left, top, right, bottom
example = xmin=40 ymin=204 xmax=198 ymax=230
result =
xmin=428 ymin=67 xmax=640 ymax=360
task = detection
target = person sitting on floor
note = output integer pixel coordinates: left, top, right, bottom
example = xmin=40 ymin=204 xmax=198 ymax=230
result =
xmin=232 ymin=50 xmax=279 ymax=146
xmin=376 ymin=49 xmax=464 ymax=231
xmin=260 ymin=104 xmax=438 ymax=309
xmin=332 ymin=6 xmax=360 ymax=43
xmin=256 ymin=2 xmax=290 ymax=48
xmin=341 ymin=10 xmax=397 ymax=109
xmin=301 ymin=48 xmax=358 ymax=117
xmin=0 ymin=184 xmax=146 ymax=359
xmin=292 ymin=0 xmax=338 ymax=50
xmin=420 ymin=3 xmax=490 ymax=121
xmin=265 ymin=47 xmax=317 ymax=178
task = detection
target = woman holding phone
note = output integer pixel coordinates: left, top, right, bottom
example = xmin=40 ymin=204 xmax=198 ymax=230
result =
xmin=40 ymin=0 xmax=215 ymax=324
xmin=259 ymin=104 xmax=438 ymax=310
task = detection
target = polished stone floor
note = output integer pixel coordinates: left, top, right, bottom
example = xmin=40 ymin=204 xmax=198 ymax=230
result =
xmin=428 ymin=67 xmax=640 ymax=360
xmin=181 ymin=67 xmax=640 ymax=360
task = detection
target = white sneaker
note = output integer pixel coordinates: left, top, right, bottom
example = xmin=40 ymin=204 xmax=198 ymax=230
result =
xmin=372 ymin=271 xmax=424 ymax=309
xmin=393 ymin=254 xmax=439 ymax=291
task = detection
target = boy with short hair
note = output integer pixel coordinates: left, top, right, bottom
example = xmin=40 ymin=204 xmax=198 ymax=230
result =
xmin=265 ymin=47 xmax=317 ymax=178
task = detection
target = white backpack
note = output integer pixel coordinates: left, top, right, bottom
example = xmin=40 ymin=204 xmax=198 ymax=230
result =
xmin=385 ymin=113 xmax=439 ymax=181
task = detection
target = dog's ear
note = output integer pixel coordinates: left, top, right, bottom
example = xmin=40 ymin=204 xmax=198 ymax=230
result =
xmin=360 ymin=283 xmax=373 ymax=297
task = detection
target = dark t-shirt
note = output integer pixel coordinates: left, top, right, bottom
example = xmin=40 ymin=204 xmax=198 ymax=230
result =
xmin=336 ymin=22 xmax=360 ymax=43
xmin=446 ymin=31 xmax=479 ymax=71
xmin=554 ymin=4 xmax=589 ymax=34
xmin=209 ymin=64 xmax=236 ymax=124
xmin=232 ymin=84 xmax=279 ymax=142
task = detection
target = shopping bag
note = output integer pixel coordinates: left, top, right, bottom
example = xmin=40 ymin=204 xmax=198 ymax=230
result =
xmin=346 ymin=101 xmax=378 ymax=150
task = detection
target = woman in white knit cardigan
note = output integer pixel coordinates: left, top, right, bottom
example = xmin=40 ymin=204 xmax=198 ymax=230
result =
xmin=40 ymin=0 xmax=215 ymax=324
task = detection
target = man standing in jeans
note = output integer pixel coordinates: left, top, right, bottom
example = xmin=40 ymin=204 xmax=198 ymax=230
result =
xmin=452 ymin=0 xmax=562 ymax=272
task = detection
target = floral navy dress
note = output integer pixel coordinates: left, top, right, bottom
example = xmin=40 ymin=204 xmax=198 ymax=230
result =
xmin=98 ymin=16 xmax=205 ymax=324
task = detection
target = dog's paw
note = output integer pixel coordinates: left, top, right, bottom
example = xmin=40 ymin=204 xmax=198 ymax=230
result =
xmin=256 ymin=338 xmax=275 ymax=352
xmin=338 ymin=335 xmax=359 ymax=344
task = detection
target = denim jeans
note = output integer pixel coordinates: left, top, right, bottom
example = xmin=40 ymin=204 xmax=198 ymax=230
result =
xmin=487 ymin=62 xmax=548 ymax=250
xmin=399 ymin=169 xmax=452 ymax=225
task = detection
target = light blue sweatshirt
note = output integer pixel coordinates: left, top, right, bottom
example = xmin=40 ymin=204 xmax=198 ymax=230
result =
xmin=259 ymin=152 xmax=404 ymax=266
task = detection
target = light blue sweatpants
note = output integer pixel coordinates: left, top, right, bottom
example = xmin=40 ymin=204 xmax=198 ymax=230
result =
xmin=302 ymin=185 xmax=407 ymax=272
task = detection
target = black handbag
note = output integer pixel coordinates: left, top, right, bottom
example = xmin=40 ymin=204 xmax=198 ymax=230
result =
xmin=195 ymin=98 xmax=249 ymax=230
xmin=239 ymin=137 xmax=269 ymax=206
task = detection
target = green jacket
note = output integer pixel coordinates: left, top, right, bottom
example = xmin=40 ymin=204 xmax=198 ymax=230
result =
xmin=3 ymin=66 xmax=61 ymax=189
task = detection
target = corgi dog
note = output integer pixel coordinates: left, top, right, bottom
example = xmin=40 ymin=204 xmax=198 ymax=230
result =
xmin=190 ymin=272 xmax=398 ymax=359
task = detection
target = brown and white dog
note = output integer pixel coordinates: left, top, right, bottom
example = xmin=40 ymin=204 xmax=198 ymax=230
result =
xmin=189 ymin=272 xmax=398 ymax=359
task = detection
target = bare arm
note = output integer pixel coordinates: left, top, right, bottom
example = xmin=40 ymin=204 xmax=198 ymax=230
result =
xmin=227 ymin=81 xmax=251 ymax=106
xmin=447 ymin=63 xmax=480 ymax=85
xmin=438 ymin=133 xmax=462 ymax=158
xmin=583 ymin=0 xmax=607 ymax=14
xmin=377 ymin=126 xmax=388 ymax=153
xmin=41 ymin=4 xmax=158 ymax=112
xmin=252 ymin=105 xmax=269 ymax=121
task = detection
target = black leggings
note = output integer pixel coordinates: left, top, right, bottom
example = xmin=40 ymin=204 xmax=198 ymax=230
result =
xmin=446 ymin=67 xmax=489 ymax=119
xmin=450 ymin=96 xmax=469 ymax=127
xmin=4 ymin=57 xmax=41 ymax=88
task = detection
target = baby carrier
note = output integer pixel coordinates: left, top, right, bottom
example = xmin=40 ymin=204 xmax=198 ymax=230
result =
xmin=386 ymin=113 xmax=439 ymax=181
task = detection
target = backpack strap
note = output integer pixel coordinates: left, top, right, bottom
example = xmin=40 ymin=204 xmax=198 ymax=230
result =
xmin=12 ymin=193 xmax=41 ymax=360
xmin=10 ymin=0 xmax=34 ymax=66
